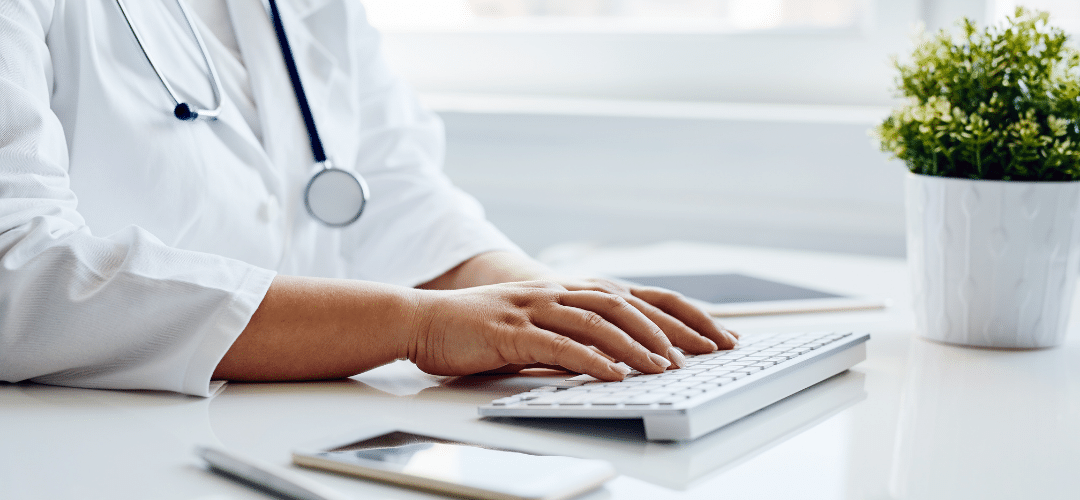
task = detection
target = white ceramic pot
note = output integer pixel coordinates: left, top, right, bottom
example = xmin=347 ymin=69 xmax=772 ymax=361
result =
xmin=906 ymin=172 xmax=1080 ymax=348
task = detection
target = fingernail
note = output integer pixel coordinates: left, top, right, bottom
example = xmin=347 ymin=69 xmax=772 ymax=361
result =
xmin=648 ymin=352 xmax=672 ymax=369
xmin=611 ymin=363 xmax=631 ymax=376
xmin=725 ymin=330 xmax=740 ymax=347
xmin=704 ymin=338 xmax=718 ymax=351
xmin=666 ymin=347 xmax=687 ymax=369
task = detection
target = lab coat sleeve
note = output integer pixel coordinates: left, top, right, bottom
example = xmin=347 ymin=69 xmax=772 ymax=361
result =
xmin=0 ymin=1 xmax=276 ymax=396
xmin=335 ymin=4 xmax=524 ymax=287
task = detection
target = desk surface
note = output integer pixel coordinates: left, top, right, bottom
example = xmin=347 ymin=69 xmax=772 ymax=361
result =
xmin=3 ymin=242 xmax=1078 ymax=500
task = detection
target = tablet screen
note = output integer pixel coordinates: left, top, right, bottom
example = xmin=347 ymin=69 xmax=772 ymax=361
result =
xmin=619 ymin=273 xmax=844 ymax=304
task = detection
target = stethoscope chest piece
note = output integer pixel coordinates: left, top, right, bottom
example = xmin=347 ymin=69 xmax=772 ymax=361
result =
xmin=304 ymin=161 xmax=369 ymax=227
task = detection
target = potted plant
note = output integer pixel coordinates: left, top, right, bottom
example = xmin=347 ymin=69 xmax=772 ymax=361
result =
xmin=876 ymin=8 xmax=1080 ymax=348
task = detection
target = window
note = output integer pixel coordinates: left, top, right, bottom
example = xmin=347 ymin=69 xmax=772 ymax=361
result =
xmin=364 ymin=1 xmax=991 ymax=106
xmin=992 ymin=1 xmax=1080 ymax=32
xmin=364 ymin=0 xmax=867 ymax=33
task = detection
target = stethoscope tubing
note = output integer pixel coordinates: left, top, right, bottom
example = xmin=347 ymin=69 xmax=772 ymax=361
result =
xmin=115 ymin=0 xmax=224 ymax=121
xmin=266 ymin=0 xmax=328 ymax=165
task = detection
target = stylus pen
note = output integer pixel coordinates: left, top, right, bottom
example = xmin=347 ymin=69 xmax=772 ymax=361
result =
xmin=196 ymin=446 xmax=354 ymax=500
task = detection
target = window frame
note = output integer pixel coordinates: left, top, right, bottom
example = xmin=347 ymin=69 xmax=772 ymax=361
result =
xmin=373 ymin=1 xmax=997 ymax=106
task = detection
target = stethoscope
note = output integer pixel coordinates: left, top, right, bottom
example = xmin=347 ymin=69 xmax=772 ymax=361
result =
xmin=115 ymin=0 xmax=369 ymax=227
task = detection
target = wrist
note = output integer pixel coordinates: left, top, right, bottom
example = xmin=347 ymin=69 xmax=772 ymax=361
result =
xmin=420 ymin=251 xmax=553 ymax=289
xmin=393 ymin=287 xmax=428 ymax=362
xmin=462 ymin=251 xmax=555 ymax=285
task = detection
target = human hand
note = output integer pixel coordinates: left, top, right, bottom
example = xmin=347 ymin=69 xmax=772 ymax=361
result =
xmin=550 ymin=276 xmax=739 ymax=356
xmin=402 ymin=280 xmax=696 ymax=381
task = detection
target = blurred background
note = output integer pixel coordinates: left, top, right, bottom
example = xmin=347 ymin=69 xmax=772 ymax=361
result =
xmin=365 ymin=0 xmax=1079 ymax=257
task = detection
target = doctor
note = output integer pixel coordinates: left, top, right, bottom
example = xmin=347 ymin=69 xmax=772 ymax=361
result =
xmin=0 ymin=0 xmax=737 ymax=396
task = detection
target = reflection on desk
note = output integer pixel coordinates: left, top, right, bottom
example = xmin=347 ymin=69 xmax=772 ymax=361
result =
xmin=891 ymin=338 xmax=1080 ymax=499
xmin=484 ymin=370 xmax=866 ymax=490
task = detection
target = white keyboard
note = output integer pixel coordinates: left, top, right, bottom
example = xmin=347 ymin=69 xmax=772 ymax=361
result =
xmin=480 ymin=331 xmax=870 ymax=441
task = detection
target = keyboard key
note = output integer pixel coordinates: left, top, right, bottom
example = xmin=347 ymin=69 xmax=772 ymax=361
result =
xmin=714 ymin=353 xmax=745 ymax=359
xmin=558 ymin=395 xmax=594 ymax=405
xmin=686 ymin=375 xmax=719 ymax=382
xmin=658 ymin=395 xmax=689 ymax=403
xmin=625 ymin=394 xmax=668 ymax=404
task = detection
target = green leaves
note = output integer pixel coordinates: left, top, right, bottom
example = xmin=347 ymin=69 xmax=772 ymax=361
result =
xmin=876 ymin=7 xmax=1080 ymax=181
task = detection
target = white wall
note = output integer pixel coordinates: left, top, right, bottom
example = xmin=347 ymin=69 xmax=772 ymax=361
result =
xmin=434 ymin=97 xmax=908 ymax=257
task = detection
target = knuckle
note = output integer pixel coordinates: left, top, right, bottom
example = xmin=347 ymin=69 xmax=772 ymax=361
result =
xmin=511 ymin=289 xmax=559 ymax=308
xmin=499 ymin=311 xmax=529 ymax=328
xmin=580 ymin=310 xmax=607 ymax=330
xmin=524 ymin=280 xmax=566 ymax=291
xmin=601 ymin=280 xmax=630 ymax=294
xmin=649 ymin=289 xmax=681 ymax=307
xmin=549 ymin=336 xmax=576 ymax=360
xmin=586 ymin=278 xmax=620 ymax=294
xmin=599 ymin=293 xmax=627 ymax=309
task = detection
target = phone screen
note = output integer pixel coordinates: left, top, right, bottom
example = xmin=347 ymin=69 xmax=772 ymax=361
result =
xmin=309 ymin=431 xmax=614 ymax=499
xmin=326 ymin=431 xmax=535 ymax=475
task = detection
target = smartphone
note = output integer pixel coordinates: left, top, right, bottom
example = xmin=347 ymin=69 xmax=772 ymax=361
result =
xmin=292 ymin=429 xmax=617 ymax=500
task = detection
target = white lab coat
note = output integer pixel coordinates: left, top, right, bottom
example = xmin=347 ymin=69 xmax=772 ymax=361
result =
xmin=0 ymin=0 xmax=519 ymax=396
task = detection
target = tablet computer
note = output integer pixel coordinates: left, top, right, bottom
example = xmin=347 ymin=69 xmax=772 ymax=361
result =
xmin=616 ymin=273 xmax=887 ymax=317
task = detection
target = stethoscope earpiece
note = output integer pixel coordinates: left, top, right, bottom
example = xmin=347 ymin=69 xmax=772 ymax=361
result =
xmin=174 ymin=103 xmax=197 ymax=121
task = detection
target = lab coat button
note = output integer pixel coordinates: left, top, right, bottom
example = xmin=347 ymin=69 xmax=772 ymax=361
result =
xmin=260 ymin=196 xmax=280 ymax=222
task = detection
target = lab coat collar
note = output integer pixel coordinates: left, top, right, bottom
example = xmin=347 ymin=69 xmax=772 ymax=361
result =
xmin=177 ymin=7 xmax=280 ymax=195
xmin=226 ymin=0 xmax=344 ymax=171
xmin=289 ymin=0 xmax=336 ymax=17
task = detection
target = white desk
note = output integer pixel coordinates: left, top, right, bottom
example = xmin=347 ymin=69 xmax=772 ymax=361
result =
xmin=3 ymin=242 xmax=1078 ymax=500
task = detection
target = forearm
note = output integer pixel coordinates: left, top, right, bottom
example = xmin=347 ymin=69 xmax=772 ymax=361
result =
xmin=419 ymin=251 xmax=554 ymax=290
xmin=212 ymin=276 xmax=419 ymax=381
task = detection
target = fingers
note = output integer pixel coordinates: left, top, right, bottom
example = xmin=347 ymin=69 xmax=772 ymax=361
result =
xmin=555 ymin=278 xmax=738 ymax=355
xmin=556 ymin=291 xmax=680 ymax=369
xmin=630 ymin=287 xmax=740 ymax=349
xmin=515 ymin=327 xmax=633 ymax=382
xmin=532 ymin=304 xmax=671 ymax=374
xmin=623 ymin=294 xmax=722 ymax=354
